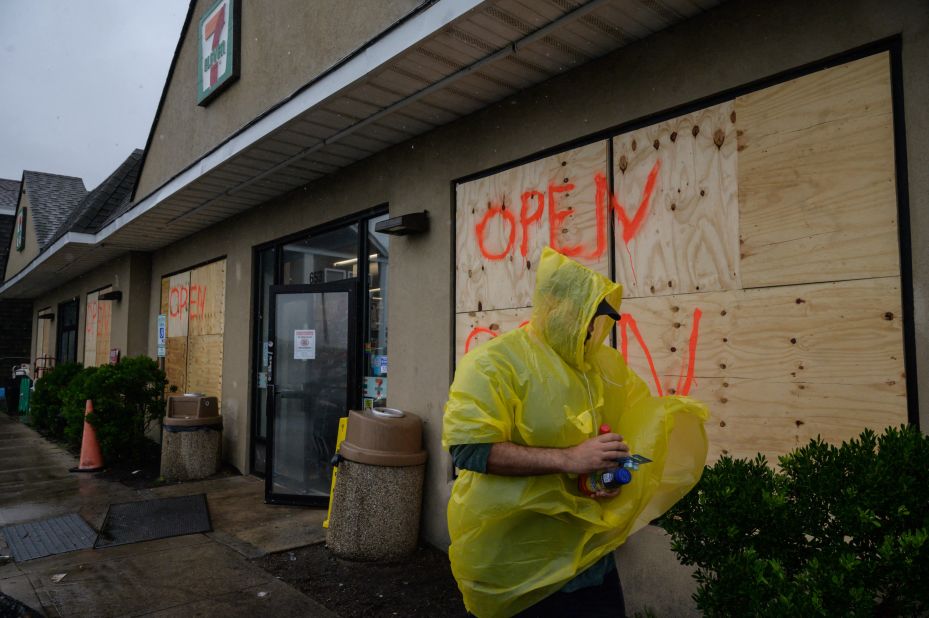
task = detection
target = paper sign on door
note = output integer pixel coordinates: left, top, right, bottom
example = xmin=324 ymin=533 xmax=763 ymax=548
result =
xmin=294 ymin=330 xmax=316 ymax=360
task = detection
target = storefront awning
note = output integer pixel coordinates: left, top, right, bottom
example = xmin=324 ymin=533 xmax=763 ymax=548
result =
xmin=0 ymin=0 xmax=721 ymax=299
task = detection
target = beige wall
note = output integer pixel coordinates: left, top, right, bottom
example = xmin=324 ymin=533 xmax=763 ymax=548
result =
xmin=31 ymin=253 xmax=151 ymax=368
xmin=135 ymin=0 xmax=425 ymax=200
xmin=5 ymin=192 xmax=40 ymax=281
xmin=135 ymin=0 xmax=927 ymax=610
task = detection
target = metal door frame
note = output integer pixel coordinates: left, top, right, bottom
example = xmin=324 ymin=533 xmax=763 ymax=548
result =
xmin=264 ymin=279 xmax=357 ymax=506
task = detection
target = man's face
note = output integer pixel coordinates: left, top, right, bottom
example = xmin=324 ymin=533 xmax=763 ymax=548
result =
xmin=585 ymin=318 xmax=595 ymax=343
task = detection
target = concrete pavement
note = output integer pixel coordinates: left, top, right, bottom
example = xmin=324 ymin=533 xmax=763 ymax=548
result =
xmin=0 ymin=414 xmax=338 ymax=617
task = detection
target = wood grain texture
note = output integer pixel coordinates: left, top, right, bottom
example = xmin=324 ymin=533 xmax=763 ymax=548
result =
xmin=619 ymin=277 xmax=907 ymax=462
xmin=165 ymin=336 xmax=188 ymax=394
xmin=701 ymin=377 xmax=906 ymax=463
xmin=83 ymin=292 xmax=98 ymax=367
xmin=189 ymin=259 xmax=226 ymax=336
xmin=167 ymin=272 xmax=190 ymax=338
xmin=456 ymin=141 xmax=608 ymax=313
xmin=613 ymin=101 xmax=740 ymax=298
xmin=454 ymin=307 xmax=533 ymax=363
xmin=95 ymin=288 xmax=112 ymax=367
xmin=35 ymin=313 xmax=52 ymax=360
xmin=186 ymin=334 xmax=223 ymax=408
xmin=737 ymin=52 xmax=898 ymax=288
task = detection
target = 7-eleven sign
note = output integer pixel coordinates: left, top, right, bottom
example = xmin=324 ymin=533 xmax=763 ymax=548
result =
xmin=197 ymin=0 xmax=240 ymax=105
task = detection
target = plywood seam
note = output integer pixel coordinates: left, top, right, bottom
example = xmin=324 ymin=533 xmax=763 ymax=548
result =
xmin=740 ymin=274 xmax=900 ymax=293
xmin=742 ymin=110 xmax=893 ymax=143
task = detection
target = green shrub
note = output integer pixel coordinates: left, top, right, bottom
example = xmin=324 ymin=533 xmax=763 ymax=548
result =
xmin=659 ymin=425 xmax=929 ymax=617
xmin=60 ymin=357 xmax=167 ymax=465
xmin=28 ymin=362 xmax=83 ymax=438
xmin=61 ymin=365 xmax=100 ymax=449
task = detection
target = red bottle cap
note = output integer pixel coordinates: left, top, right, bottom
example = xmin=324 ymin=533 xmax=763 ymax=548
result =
xmin=599 ymin=424 xmax=611 ymax=435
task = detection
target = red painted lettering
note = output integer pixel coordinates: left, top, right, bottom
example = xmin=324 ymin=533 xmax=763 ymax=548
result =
xmin=588 ymin=174 xmax=610 ymax=259
xmin=476 ymin=205 xmax=517 ymax=261
xmin=169 ymin=287 xmax=180 ymax=318
xmin=615 ymin=160 xmax=661 ymax=245
xmin=676 ymin=308 xmax=703 ymax=396
xmin=189 ymin=285 xmax=199 ymax=319
xmin=619 ymin=313 xmax=664 ymax=397
xmin=199 ymin=285 xmax=207 ymax=318
xmin=519 ymin=191 xmax=545 ymax=257
xmin=464 ymin=327 xmax=498 ymax=354
xmin=464 ymin=307 xmax=701 ymax=398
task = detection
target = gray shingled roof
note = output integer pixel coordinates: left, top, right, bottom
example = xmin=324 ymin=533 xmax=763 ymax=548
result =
xmin=49 ymin=150 xmax=143 ymax=245
xmin=21 ymin=171 xmax=87 ymax=249
xmin=0 ymin=179 xmax=20 ymax=214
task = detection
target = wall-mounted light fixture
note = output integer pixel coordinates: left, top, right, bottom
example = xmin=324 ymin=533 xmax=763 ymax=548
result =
xmin=99 ymin=290 xmax=123 ymax=302
xmin=374 ymin=211 xmax=429 ymax=236
xmin=37 ymin=313 xmax=55 ymax=321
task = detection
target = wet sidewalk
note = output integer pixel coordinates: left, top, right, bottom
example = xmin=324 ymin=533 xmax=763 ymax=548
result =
xmin=0 ymin=414 xmax=338 ymax=617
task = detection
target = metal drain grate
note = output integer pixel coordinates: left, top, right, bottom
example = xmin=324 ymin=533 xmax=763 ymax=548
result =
xmin=2 ymin=513 xmax=97 ymax=562
xmin=94 ymin=494 xmax=211 ymax=548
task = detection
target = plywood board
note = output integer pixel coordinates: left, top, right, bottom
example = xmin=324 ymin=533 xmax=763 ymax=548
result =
xmin=95 ymin=287 xmax=112 ymax=367
xmin=189 ymin=260 xmax=226 ymax=336
xmin=613 ymin=101 xmax=740 ymax=298
xmin=186 ymin=334 xmax=223 ymax=407
xmin=618 ymin=277 xmax=907 ymax=462
xmin=455 ymin=307 xmax=533 ymax=363
xmin=35 ymin=312 xmax=52 ymax=360
xmin=167 ymin=272 xmax=190 ymax=338
xmin=700 ymin=377 xmax=906 ymax=463
xmin=83 ymin=292 xmax=98 ymax=367
xmin=456 ymin=141 xmax=609 ymax=313
xmin=737 ymin=52 xmax=898 ymax=288
xmin=164 ymin=336 xmax=188 ymax=394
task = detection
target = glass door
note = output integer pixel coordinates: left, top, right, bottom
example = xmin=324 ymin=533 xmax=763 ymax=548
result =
xmin=265 ymin=280 xmax=356 ymax=505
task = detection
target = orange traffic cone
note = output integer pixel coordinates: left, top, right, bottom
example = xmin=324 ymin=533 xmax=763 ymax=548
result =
xmin=69 ymin=399 xmax=103 ymax=473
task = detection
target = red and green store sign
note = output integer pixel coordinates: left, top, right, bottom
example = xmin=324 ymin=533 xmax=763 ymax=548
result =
xmin=197 ymin=0 xmax=240 ymax=106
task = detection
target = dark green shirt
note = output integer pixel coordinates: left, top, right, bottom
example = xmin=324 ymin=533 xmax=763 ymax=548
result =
xmin=449 ymin=443 xmax=616 ymax=591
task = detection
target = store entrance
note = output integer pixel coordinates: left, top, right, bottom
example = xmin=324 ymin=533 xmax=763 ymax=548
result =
xmin=251 ymin=210 xmax=390 ymax=504
xmin=266 ymin=281 xmax=355 ymax=505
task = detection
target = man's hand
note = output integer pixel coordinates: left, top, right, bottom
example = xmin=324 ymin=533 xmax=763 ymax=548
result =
xmin=485 ymin=434 xmax=630 ymax=476
xmin=562 ymin=433 xmax=630 ymax=474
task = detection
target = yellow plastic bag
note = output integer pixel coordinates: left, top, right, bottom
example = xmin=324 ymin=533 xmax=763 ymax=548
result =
xmin=444 ymin=248 xmax=709 ymax=618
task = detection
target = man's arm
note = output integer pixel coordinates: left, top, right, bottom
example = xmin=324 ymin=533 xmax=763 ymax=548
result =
xmin=486 ymin=433 xmax=629 ymax=476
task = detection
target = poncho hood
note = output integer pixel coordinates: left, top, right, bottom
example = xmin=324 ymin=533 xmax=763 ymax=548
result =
xmin=530 ymin=247 xmax=623 ymax=368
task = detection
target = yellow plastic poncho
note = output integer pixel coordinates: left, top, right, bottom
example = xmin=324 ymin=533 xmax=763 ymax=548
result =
xmin=443 ymin=247 xmax=709 ymax=618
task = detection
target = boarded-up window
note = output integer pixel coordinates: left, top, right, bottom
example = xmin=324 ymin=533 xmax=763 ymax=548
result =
xmin=83 ymin=288 xmax=112 ymax=368
xmin=34 ymin=309 xmax=55 ymax=379
xmin=160 ymin=259 xmax=226 ymax=405
xmin=454 ymin=53 xmax=907 ymax=463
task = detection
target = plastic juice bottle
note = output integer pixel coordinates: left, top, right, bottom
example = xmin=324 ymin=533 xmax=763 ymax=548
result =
xmin=578 ymin=424 xmax=637 ymax=497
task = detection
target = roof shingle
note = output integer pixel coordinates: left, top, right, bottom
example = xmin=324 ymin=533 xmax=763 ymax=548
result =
xmin=21 ymin=172 xmax=87 ymax=249
xmin=0 ymin=179 xmax=20 ymax=214
xmin=49 ymin=150 xmax=143 ymax=244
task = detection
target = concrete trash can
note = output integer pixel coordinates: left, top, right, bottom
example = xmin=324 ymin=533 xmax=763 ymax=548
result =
xmin=326 ymin=407 xmax=427 ymax=561
xmin=160 ymin=395 xmax=222 ymax=481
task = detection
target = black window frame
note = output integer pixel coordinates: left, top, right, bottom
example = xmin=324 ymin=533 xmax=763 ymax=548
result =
xmin=249 ymin=204 xmax=389 ymax=476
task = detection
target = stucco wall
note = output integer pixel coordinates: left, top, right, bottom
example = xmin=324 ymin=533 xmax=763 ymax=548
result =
xmin=142 ymin=0 xmax=926 ymax=610
xmin=30 ymin=253 xmax=151 ymax=368
xmin=135 ymin=0 xmax=426 ymax=200
xmin=4 ymin=192 xmax=40 ymax=281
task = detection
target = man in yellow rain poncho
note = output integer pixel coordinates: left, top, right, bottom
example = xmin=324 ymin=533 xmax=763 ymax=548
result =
xmin=444 ymin=247 xmax=709 ymax=617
